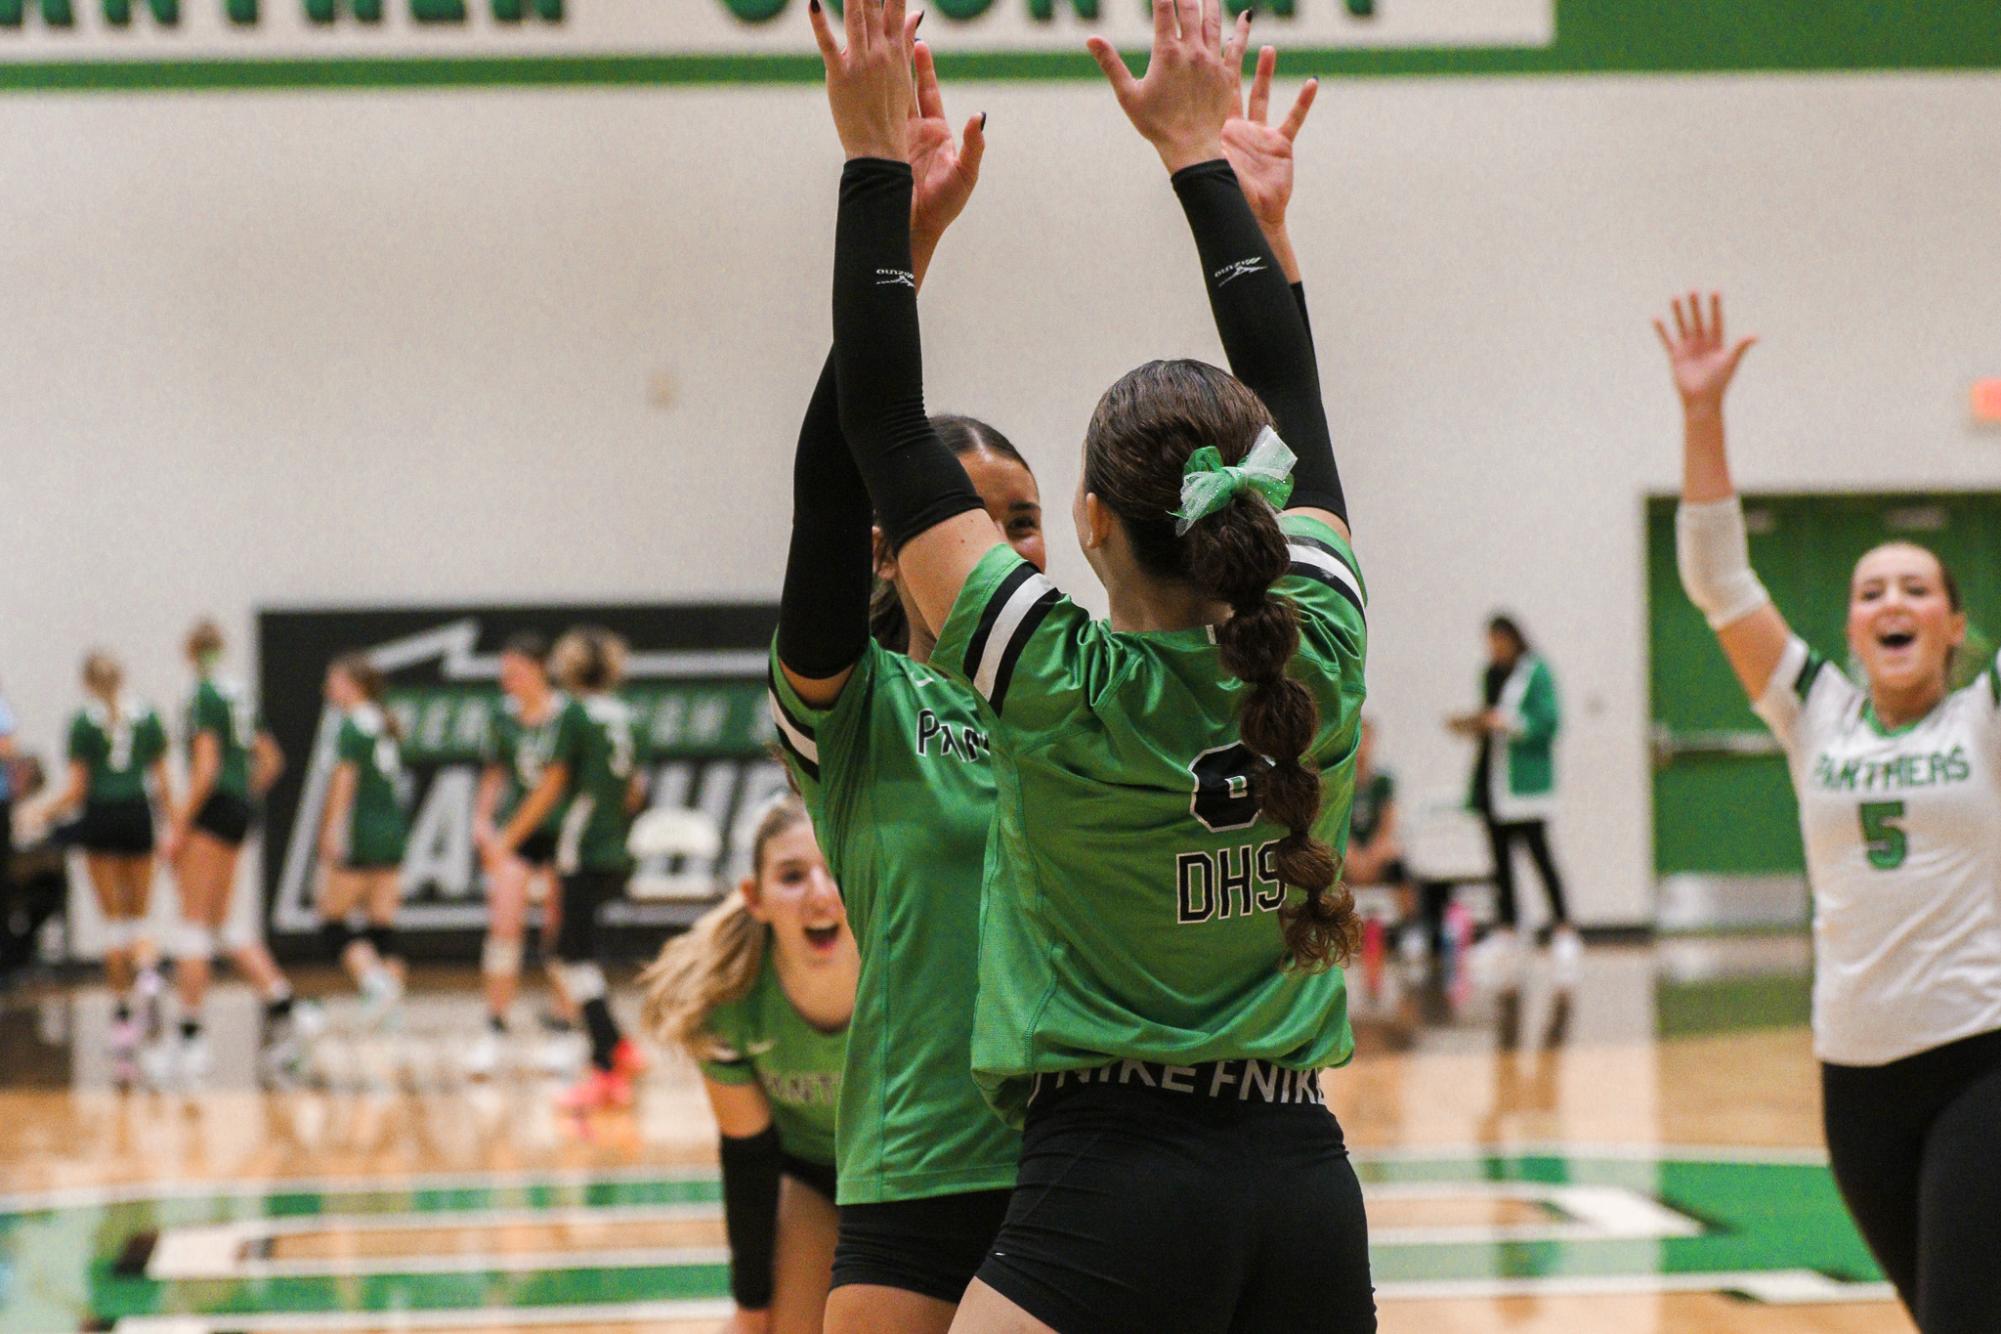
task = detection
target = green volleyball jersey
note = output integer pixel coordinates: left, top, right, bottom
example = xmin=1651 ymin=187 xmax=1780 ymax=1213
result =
xmin=932 ymin=514 xmax=1369 ymax=1126
xmin=1350 ymin=769 xmax=1395 ymax=846
xmin=68 ymin=699 xmax=167 ymax=805
xmin=483 ymin=692 xmax=571 ymax=835
xmin=769 ymin=640 xmax=1021 ymax=1204
xmin=698 ymin=950 xmax=847 ymax=1166
xmin=335 ymin=705 xmax=409 ymax=866
xmin=551 ymin=693 xmax=643 ymax=875
xmin=185 ymin=678 xmax=259 ymax=799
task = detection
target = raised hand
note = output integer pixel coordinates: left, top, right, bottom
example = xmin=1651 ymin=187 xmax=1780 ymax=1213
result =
xmin=908 ymin=41 xmax=987 ymax=249
xmin=1221 ymin=35 xmax=1318 ymax=232
xmin=809 ymin=0 xmax=916 ymax=163
xmin=1086 ymin=0 xmax=1236 ymax=173
xmin=1654 ymin=292 xmax=1756 ymax=411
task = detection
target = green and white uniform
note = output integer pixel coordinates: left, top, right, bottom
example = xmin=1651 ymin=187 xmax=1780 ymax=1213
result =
xmin=699 ymin=950 xmax=847 ymax=1168
xmin=551 ymin=693 xmax=644 ymax=876
xmin=69 ymin=699 xmax=168 ymax=805
xmin=185 ymin=677 xmax=258 ymax=799
xmin=484 ymin=692 xmax=571 ymax=845
xmin=1473 ymin=654 xmax=1560 ymax=821
xmin=930 ymin=515 xmax=1369 ymax=1125
xmin=769 ymin=641 xmax=1021 ymax=1204
xmin=334 ymin=704 xmax=408 ymax=869
xmin=1755 ymin=638 xmax=2001 ymax=1065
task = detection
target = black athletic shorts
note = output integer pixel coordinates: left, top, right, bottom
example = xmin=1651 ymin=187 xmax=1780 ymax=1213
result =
xmin=192 ymin=792 xmax=256 ymax=847
xmin=780 ymin=1150 xmax=838 ymax=1204
xmin=76 ymin=799 xmax=156 ymax=856
xmin=977 ymin=1061 xmax=1377 ymax=1333
xmin=833 ymin=1188 xmax=1013 ymax=1303
xmin=516 ymin=830 xmax=559 ymax=869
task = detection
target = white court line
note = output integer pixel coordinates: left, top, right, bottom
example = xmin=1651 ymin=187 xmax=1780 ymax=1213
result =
xmin=149 ymin=1204 xmax=727 ymax=1281
xmin=1368 ymin=1181 xmax=1703 ymax=1247
xmin=1378 ymin=1270 xmax=1895 ymax=1306
xmin=112 ymin=1301 xmax=736 ymax=1333
xmin=0 ymin=1163 xmax=716 ymax=1216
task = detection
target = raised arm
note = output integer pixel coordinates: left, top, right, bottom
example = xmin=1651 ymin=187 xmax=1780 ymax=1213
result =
xmin=808 ymin=0 xmax=996 ymax=640
xmin=1656 ymin=292 xmax=1792 ymax=700
xmin=1089 ymin=2 xmax=1346 ymax=540
xmin=778 ymin=39 xmax=987 ymax=705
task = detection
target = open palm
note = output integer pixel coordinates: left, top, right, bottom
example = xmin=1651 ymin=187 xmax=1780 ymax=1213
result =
xmin=1654 ymin=292 xmax=1756 ymax=407
xmin=907 ymin=43 xmax=985 ymax=243
xmin=1220 ymin=36 xmax=1317 ymax=229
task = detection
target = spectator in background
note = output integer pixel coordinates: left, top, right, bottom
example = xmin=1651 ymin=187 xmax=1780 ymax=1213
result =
xmin=1449 ymin=614 xmax=1581 ymax=976
xmin=1344 ymin=719 xmax=1416 ymax=953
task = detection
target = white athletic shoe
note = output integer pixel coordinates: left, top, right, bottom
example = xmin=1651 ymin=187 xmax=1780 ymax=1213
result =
xmin=464 ymin=1028 xmax=504 ymax=1080
xmin=1549 ymin=926 xmax=1584 ymax=983
xmin=537 ymin=1029 xmax=587 ymax=1077
xmin=177 ymin=1032 xmax=213 ymax=1082
xmin=359 ymin=969 xmax=405 ymax=1029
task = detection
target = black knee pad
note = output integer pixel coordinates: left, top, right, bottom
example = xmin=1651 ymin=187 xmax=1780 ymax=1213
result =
xmin=364 ymin=923 xmax=397 ymax=961
xmin=321 ymin=918 xmax=358 ymax=962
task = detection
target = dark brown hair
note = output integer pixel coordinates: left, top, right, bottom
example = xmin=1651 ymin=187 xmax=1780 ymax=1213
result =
xmin=1085 ymin=359 xmax=1357 ymax=971
xmin=870 ymin=415 xmax=1034 ymax=651
xmin=331 ymin=652 xmax=402 ymax=742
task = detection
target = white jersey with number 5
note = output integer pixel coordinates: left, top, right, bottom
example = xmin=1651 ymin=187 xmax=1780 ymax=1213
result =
xmin=1755 ymin=637 xmax=2001 ymax=1066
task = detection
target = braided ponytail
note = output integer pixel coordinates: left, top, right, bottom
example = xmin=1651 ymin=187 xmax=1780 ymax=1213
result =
xmin=1085 ymin=360 xmax=1360 ymax=972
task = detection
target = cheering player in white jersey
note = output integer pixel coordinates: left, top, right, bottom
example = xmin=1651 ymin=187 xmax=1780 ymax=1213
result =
xmin=1660 ymin=293 xmax=2001 ymax=1332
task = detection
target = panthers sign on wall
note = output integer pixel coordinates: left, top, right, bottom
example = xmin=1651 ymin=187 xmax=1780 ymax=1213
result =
xmin=257 ymin=603 xmax=784 ymax=960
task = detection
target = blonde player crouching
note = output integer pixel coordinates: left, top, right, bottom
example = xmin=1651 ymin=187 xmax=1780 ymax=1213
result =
xmin=641 ymin=796 xmax=854 ymax=1334
xmin=1661 ymin=292 xmax=2001 ymax=1332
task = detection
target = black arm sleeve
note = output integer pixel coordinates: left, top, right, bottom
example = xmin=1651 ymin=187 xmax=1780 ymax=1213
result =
xmin=776 ymin=351 xmax=875 ymax=678
xmin=831 ymin=159 xmax=983 ymax=552
xmin=718 ymin=1126 xmax=783 ymax=1310
xmin=1173 ymin=161 xmax=1346 ymax=522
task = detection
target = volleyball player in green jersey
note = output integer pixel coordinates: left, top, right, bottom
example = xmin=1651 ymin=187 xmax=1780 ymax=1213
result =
xmin=470 ymin=633 xmax=581 ymax=1077
xmin=499 ymin=626 xmax=649 ymax=1110
xmin=316 ymin=654 xmax=411 ymax=1018
xmin=163 ymin=619 xmax=299 ymax=1079
xmin=642 ymin=797 xmax=856 ymax=1334
xmin=37 ymin=651 xmax=174 ymax=1059
xmin=769 ymin=38 xmax=1047 ymax=1329
xmin=813 ymin=3 xmax=1372 ymax=1327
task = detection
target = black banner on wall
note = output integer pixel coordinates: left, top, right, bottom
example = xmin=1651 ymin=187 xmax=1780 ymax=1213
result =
xmin=257 ymin=603 xmax=782 ymax=962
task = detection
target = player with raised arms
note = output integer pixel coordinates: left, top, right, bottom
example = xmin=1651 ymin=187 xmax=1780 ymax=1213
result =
xmin=161 ymin=618 xmax=299 ymax=1080
xmin=497 ymin=625 xmax=648 ymax=1110
xmin=767 ymin=29 xmax=1042 ymax=1332
xmin=315 ymin=653 xmax=410 ymax=1021
xmin=470 ymin=632 xmax=580 ymax=1077
xmin=808 ymin=2 xmax=1375 ymax=1327
xmin=37 ymin=651 xmax=174 ymax=1062
xmin=1660 ymin=292 xmax=2001 ymax=1332
xmin=640 ymin=796 xmax=855 ymax=1334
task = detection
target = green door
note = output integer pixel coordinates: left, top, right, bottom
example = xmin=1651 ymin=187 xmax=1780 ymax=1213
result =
xmin=1648 ymin=491 xmax=2001 ymax=879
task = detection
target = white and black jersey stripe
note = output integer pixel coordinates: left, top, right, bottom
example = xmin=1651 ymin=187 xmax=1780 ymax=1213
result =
xmin=766 ymin=671 xmax=821 ymax=782
xmin=964 ymin=563 xmax=1061 ymax=716
xmin=1285 ymin=532 xmax=1365 ymax=621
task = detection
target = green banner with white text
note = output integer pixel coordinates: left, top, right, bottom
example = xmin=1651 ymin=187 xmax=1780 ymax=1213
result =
xmin=0 ymin=1 xmax=1997 ymax=91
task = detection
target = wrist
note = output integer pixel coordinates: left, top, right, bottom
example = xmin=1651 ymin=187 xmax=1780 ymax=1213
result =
xmin=1155 ymin=136 xmax=1226 ymax=175
xmin=1680 ymin=398 xmax=1725 ymax=425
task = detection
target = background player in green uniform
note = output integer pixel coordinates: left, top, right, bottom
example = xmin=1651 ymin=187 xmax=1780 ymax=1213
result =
xmin=500 ymin=626 xmax=648 ymax=1111
xmin=316 ymin=654 xmax=410 ymax=1021
xmin=162 ymin=619 xmax=299 ymax=1080
xmin=36 ymin=651 xmax=174 ymax=1061
xmin=812 ymin=4 xmax=1373 ymax=1326
xmin=641 ymin=797 xmax=856 ymax=1334
xmin=470 ymin=633 xmax=581 ymax=1077
xmin=768 ymin=40 xmax=1044 ymax=1330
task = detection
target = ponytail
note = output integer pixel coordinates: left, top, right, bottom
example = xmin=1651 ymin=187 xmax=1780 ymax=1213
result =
xmin=1084 ymin=358 xmax=1360 ymax=972
xmin=331 ymin=652 xmax=402 ymax=743
xmin=639 ymin=894 xmax=769 ymax=1062
xmin=1185 ymin=497 xmax=1357 ymax=972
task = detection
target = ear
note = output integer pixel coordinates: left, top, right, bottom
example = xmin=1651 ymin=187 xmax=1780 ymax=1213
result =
xmin=1949 ymin=609 xmax=1970 ymax=649
xmin=1079 ymin=491 xmax=1112 ymax=552
xmin=872 ymin=526 xmax=897 ymax=583
xmin=737 ymin=877 xmax=768 ymax=922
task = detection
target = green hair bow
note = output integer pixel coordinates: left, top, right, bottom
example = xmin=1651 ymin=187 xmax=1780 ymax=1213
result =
xmin=1170 ymin=427 xmax=1298 ymax=534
